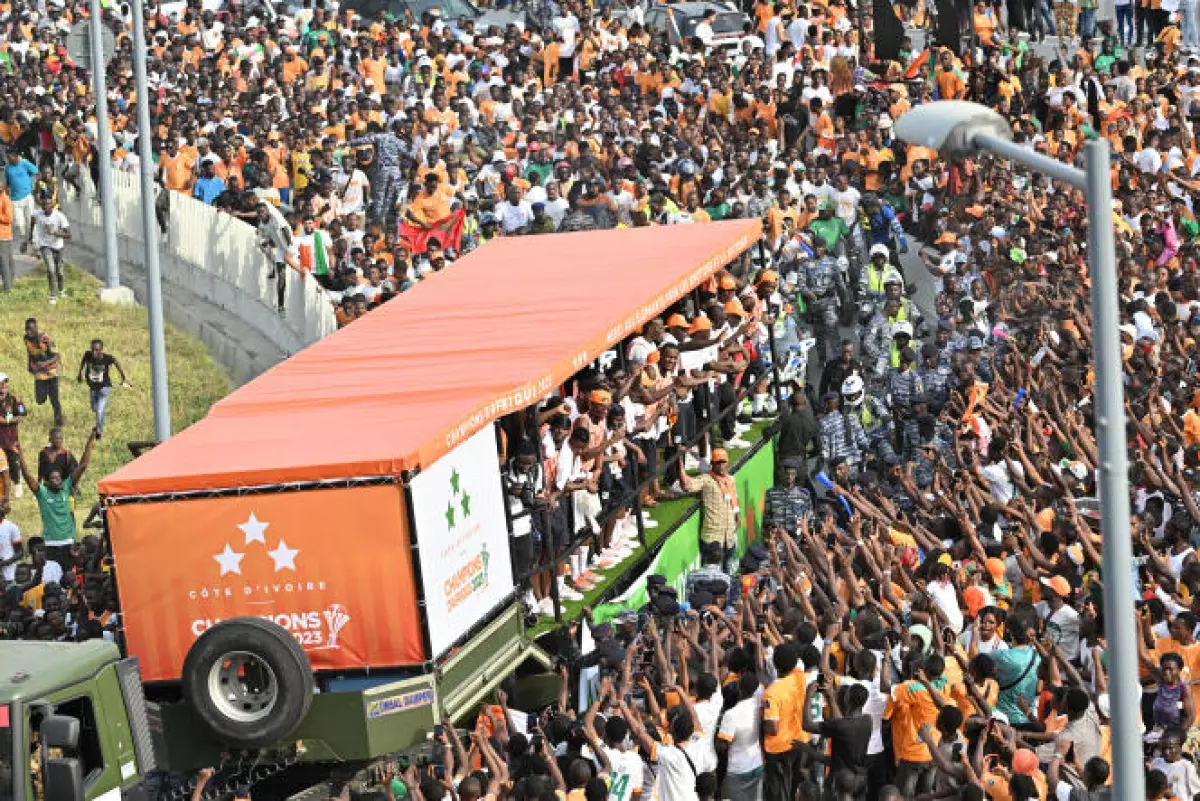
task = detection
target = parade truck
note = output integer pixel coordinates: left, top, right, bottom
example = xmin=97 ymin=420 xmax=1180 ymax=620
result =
xmin=1 ymin=424 xmax=552 ymax=801
xmin=0 ymin=220 xmax=761 ymax=801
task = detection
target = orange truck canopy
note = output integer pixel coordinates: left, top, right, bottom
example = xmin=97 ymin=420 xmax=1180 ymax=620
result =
xmin=99 ymin=220 xmax=760 ymax=498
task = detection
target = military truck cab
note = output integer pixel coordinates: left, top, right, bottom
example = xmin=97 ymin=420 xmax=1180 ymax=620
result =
xmin=2 ymin=641 xmax=153 ymax=801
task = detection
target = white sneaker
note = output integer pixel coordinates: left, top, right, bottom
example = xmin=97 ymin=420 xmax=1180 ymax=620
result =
xmin=642 ymin=512 xmax=659 ymax=529
xmin=734 ymin=422 xmax=752 ymax=435
xmin=13 ymin=483 xmax=22 ymax=498
xmin=725 ymin=437 xmax=752 ymax=448
xmin=537 ymin=597 xmax=556 ymax=616
xmin=48 ymin=296 xmax=57 ymax=305
xmin=559 ymin=582 xmax=584 ymax=602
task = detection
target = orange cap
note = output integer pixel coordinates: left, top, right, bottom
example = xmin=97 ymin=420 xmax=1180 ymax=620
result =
xmin=934 ymin=232 xmax=958 ymax=245
xmin=688 ymin=315 xmax=712 ymax=334
xmin=1041 ymin=575 xmax=1071 ymax=597
xmin=963 ymin=585 xmax=988 ymax=618
xmin=719 ymin=274 xmax=738 ymax=290
xmin=965 ymin=205 xmax=986 ymax=218
xmin=985 ymin=557 xmax=1006 ymax=581
xmin=711 ymin=448 xmax=729 ymax=463
xmin=756 ymin=269 xmax=779 ymax=285
xmin=589 ymin=389 xmax=612 ymax=406
xmin=1012 ymin=749 xmax=1039 ymax=776
xmin=666 ymin=313 xmax=688 ymax=328
xmin=724 ymin=299 xmax=745 ymax=316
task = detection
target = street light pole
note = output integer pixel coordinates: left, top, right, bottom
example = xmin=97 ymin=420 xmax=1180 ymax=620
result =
xmin=130 ymin=0 xmax=172 ymax=441
xmin=896 ymin=102 xmax=1141 ymax=801
xmin=87 ymin=0 xmax=120 ymax=290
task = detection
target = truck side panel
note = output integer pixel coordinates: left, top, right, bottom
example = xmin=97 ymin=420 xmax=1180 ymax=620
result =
xmin=107 ymin=485 xmax=426 ymax=682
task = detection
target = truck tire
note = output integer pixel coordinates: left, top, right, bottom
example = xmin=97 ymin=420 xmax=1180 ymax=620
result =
xmin=182 ymin=617 xmax=315 ymax=750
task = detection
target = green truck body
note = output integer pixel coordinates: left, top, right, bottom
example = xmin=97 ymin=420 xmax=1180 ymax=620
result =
xmin=0 ymin=603 xmax=549 ymax=801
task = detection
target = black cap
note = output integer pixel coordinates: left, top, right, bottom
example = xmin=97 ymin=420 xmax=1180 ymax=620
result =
xmin=690 ymin=590 xmax=714 ymax=609
xmin=655 ymin=596 xmax=681 ymax=615
xmin=647 ymin=574 xmax=667 ymax=588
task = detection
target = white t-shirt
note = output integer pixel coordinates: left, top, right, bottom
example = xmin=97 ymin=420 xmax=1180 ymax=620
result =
xmin=552 ymin=14 xmax=581 ymax=56
xmin=653 ymin=740 xmax=700 ymax=801
xmin=978 ymin=460 xmax=1024 ymax=505
xmin=927 ymin=579 xmax=965 ymax=634
xmin=31 ymin=209 xmax=70 ymax=250
xmin=689 ymin=695 xmax=723 ymax=773
xmin=834 ymin=187 xmax=861 ymax=226
xmin=841 ymin=674 xmax=889 ymax=755
xmin=495 ymin=199 xmax=534 ymax=233
xmin=0 ymin=520 xmax=21 ymax=582
xmin=341 ymin=169 xmax=370 ymax=216
xmin=604 ymin=746 xmax=644 ymax=801
xmin=719 ymin=694 xmax=764 ymax=774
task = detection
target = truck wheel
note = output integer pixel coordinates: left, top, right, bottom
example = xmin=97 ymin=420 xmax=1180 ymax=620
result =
xmin=182 ymin=617 xmax=315 ymax=750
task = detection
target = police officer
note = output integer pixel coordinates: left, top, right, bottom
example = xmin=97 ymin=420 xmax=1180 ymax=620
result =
xmin=916 ymin=342 xmax=955 ymax=413
xmin=819 ymin=389 xmax=869 ymax=479
xmin=863 ymin=299 xmax=903 ymax=383
xmin=883 ymin=272 xmax=927 ymax=337
xmin=796 ymin=241 xmax=844 ymax=362
xmin=858 ymin=243 xmax=898 ymax=323
xmin=841 ymin=374 xmax=897 ymax=466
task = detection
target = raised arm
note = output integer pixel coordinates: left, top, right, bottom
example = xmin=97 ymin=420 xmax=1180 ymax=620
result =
xmin=70 ymin=428 xmax=97 ymax=486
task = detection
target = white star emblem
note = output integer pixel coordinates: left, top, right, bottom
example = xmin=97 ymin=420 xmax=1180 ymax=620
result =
xmin=267 ymin=540 xmax=300 ymax=572
xmin=214 ymin=544 xmax=245 ymax=576
xmin=238 ymin=512 xmax=269 ymax=546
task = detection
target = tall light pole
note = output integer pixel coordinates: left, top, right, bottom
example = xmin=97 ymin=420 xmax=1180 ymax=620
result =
xmin=87 ymin=0 xmax=120 ymax=291
xmin=129 ymin=0 xmax=172 ymax=441
xmin=896 ymin=100 xmax=1140 ymax=800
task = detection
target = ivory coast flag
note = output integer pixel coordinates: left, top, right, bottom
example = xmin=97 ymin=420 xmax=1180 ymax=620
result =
xmin=297 ymin=230 xmax=330 ymax=276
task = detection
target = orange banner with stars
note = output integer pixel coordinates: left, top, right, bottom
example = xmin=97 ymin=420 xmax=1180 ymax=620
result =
xmin=108 ymin=484 xmax=425 ymax=683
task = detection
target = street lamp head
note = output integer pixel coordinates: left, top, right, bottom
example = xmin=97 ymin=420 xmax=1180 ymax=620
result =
xmin=894 ymin=100 xmax=1014 ymax=158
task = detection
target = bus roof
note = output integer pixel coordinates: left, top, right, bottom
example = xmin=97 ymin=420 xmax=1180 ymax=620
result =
xmin=99 ymin=220 xmax=760 ymax=497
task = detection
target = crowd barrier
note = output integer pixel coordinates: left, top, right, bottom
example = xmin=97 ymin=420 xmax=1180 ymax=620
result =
xmin=59 ymin=171 xmax=338 ymax=383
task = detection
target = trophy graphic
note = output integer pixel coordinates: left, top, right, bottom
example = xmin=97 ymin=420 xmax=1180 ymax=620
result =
xmin=323 ymin=603 xmax=352 ymax=649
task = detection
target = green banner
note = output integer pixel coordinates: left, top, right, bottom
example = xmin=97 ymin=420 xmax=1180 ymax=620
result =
xmin=593 ymin=440 xmax=776 ymax=623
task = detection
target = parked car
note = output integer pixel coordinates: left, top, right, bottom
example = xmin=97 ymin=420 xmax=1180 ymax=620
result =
xmin=643 ymin=1 xmax=748 ymax=49
xmin=345 ymin=0 xmax=528 ymax=31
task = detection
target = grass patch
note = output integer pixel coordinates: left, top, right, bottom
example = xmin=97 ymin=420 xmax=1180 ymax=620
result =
xmin=0 ymin=265 xmax=231 ymax=534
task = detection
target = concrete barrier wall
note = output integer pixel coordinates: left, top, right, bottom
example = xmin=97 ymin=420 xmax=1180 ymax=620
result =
xmin=59 ymin=171 xmax=337 ymax=383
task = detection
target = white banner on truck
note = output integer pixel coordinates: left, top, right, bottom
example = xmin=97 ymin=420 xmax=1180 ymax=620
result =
xmin=410 ymin=427 xmax=515 ymax=658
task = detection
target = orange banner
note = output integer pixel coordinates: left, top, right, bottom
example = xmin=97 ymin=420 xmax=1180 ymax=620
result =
xmin=108 ymin=485 xmax=425 ymax=683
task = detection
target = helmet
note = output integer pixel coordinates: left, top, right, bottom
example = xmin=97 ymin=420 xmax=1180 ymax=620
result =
xmin=883 ymin=269 xmax=903 ymax=286
xmin=837 ymin=255 xmax=849 ymax=269
xmin=841 ymin=374 xmax=865 ymax=406
xmin=679 ymin=159 xmax=696 ymax=176
xmin=869 ymin=243 xmax=890 ymax=260
xmin=892 ymin=320 xmax=914 ymax=338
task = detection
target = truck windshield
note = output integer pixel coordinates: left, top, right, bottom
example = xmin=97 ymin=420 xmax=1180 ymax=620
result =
xmin=0 ymin=706 xmax=12 ymax=801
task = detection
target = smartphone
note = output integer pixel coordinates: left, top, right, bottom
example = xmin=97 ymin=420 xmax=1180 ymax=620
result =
xmin=433 ymin=765 xmax=447 ymax=781
xmin=397 ymin=755 xmax=411 ymax=771
xmin=433 ymin=724 xmax=445 ymax=738
xmin=530 ymin=734 xmax=545 ymax=752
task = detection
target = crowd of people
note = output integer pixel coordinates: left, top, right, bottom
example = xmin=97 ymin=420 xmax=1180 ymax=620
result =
xmin=0 ymin=319 xmax=129 ymax=643
xmin=4 ymin=0 xmax=1200 ymax=790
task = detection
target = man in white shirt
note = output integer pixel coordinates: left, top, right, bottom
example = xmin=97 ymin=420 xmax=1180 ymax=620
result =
xmin=0 ymin=508 xmax=21 ymax=582
xmin=28 ymin=196 xmax=70 ymax=304
xmin=717 ymin=672 xmax=764 ymax=800
xmin=496 ymin=184 xmax=534 ymax=234
xmin=602 ymin=717 xmax=645 ymax=801
xmin=694 ymin=9 xmax=716 ymax=46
